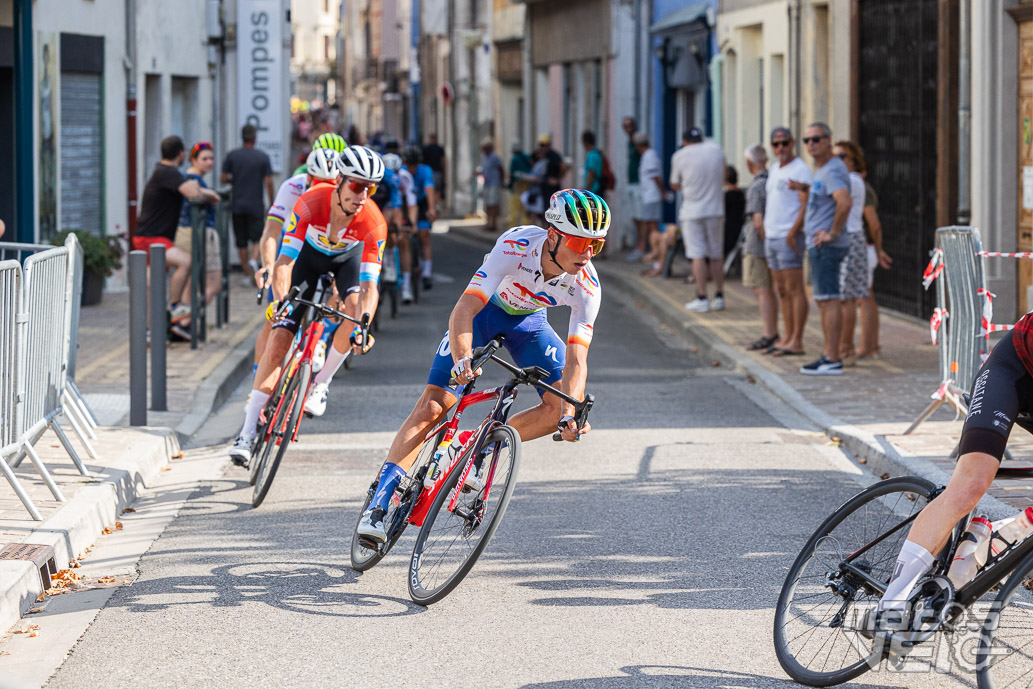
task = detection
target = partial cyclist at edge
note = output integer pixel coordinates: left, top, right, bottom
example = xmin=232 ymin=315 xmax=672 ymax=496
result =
xmin=356 ymin=188 xmax=609 ymax=542
xmin=402 ymin=146 xmax=438 ymax=292
xmin=229 ymin=146 xmax=387 ymax=466
xmin=872 ymin=311 xmax=1033 ymax=631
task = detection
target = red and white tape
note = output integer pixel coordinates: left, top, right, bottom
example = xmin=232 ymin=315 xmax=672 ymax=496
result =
xmin=931 ymin=379 xmax=952 ymax=401
xmin=978 ymin=251 xmax=1033 ymax=259
xmin=929 ymin=307 xmax=948 ymax=345
xmin=922 ymin=249 xmax=944 ymax=289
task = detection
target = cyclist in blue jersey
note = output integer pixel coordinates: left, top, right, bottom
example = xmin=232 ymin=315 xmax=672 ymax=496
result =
xmin=403 ymin=146 xmax=437 ymax=291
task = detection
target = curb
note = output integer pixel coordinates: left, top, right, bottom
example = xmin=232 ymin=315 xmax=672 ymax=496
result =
xmin=0 ymin=426 xmax=176 ymax=633
xmin=444 ymin=223 xmax=1014 ymax=519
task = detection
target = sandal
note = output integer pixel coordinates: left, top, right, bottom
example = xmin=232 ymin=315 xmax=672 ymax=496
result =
xmin=771 ymin=348 xmax=805 ymax=357
xmin=747 ymin=334 xmax=779 ymax=351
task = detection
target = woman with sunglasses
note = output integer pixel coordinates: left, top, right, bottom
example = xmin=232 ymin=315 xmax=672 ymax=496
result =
xmin=357 ymin=189 xmax=608 ymax=542
xmin=229 ymin=146 xmax=388 ymax=466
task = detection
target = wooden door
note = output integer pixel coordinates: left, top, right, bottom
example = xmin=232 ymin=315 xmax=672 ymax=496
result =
xmin=1018 ymin=19 xmax=1032 ymax=312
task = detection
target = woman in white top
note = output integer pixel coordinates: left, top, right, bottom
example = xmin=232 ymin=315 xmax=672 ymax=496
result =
xmin=834 ymin=141 xmax=875 ymax=366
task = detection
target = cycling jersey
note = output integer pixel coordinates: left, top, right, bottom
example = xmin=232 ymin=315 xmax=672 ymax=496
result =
xmin=280 ymin=185 xmax=388 ymax=284
xmin=463 ymin=226 xmax=601 ymax=348
xmin=267 ymin=174 xmax=308 ymax=225
xmin=411 ymin=164 xmax=434 ymax=201
xmin=398 ymin=168 xmax=416 ymax=210
xmin=383 ymin=168 xmax=402 ymax=210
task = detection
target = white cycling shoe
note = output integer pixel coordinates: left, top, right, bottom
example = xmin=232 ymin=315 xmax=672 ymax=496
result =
xmin=463 ymin=464 xmax=484 ymax=494
xmin=304 ymin=382 xmax=330 ymax=417
xmin=228 ymin=434 xmax=255 ymax=467
xmin=357 ymin=508 xmax=387 ymax=543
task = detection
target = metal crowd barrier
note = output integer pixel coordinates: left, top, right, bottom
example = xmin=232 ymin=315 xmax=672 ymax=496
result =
xmin=0 ymin=235 xmax=99 ymax=519
xmin=905 ymin=226 xmax=988 ymax=434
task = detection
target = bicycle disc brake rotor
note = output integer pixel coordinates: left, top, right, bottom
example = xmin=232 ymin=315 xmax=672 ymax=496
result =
xmin=893 ymin=576 xmax=956 ymax=647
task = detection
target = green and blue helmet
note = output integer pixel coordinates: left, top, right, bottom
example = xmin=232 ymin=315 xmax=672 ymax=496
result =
xmin=545 ymin=189 xmax=610 ymax=239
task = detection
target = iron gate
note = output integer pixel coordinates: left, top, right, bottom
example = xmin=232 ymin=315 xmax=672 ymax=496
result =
xmin=859 ymin=0 xmax=939 ymax=318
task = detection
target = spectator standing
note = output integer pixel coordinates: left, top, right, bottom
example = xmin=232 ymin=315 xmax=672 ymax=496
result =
xmin=622 ymin=117 xmax=645 ymax=257
xmin=582 ymin=129 xmax=603 ymax=195
xmin=723 ymin=165 xmax=746 ymax=263
xmin=832 ymin=140 xmax=870 ymax=367
xmin=221 ymin=124 xmax=274 ymax=284
xmin=176 ymin=141 xmax=223 ymax=316
xmin=507 ymin=142 xmax=532 ymax=226
xmin=764 ymin=127 xmax=811 ymax=356
xmin=479 ymin=137 xmax=504 ymax=233
xmin=422 ymin=133 xmax=447 ymax=206
xmin=742 ymin=146 xmax=778 ymax=351
xmin=633 ymin=132 xmax=665 ymax=270
xmin=670 ymin=127 xmax=727 ymax=312
xmin=520 ymin=149 xmax=549 ymax=224
xmin=535 ymin=133 xmax=566 ymax=208
xmin=134 ymin=135 xmax=219 ymax=325
xmin=795 ymin=122 xmax=853 ymax=376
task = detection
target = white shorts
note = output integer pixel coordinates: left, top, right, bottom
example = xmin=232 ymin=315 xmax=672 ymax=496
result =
xmin=680 ymin=216 xmax=724 ymax=260
xmin=628 ymin=183 xmax=644 ymax=221
xmin=866 ymin=244 xmax=877 ymax=289
xmin=483 ymin=185 xmax=501 ymax=207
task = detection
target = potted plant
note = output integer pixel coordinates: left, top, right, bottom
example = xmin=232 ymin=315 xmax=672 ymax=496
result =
xmin=51 ymin=229 xmax=124 ymax=306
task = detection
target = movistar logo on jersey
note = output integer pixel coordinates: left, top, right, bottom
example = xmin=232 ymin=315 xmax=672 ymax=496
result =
xmin=513 ymin=282 xmax=558 ymax=306
xmin=503 ymin=238 xmax=530 ymax=250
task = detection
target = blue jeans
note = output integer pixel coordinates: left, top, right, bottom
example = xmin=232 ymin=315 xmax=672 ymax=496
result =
xmin=808 ymin=245 xmax=849 ymax=301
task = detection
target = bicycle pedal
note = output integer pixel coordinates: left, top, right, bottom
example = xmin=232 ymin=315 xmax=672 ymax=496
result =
xmin=356 ymin=535 xmax=381 ymax=551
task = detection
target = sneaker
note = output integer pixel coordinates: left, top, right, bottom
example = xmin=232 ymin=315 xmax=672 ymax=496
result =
xmin=684 ymin=297 xmax=710 ymax=313
xmin=312 ymin=340 xmax=327 ymax=373
xmin=624 ymin=249 xmax=645 ymax=263
xmin=228 ymin=434 xmax=256 ymax=467
xmin=401 ymin=285 xmax=414 ymax=304
xmin=462 ymin=463 xmax=484 ymax=494
xmin=800 ymin=355 xmax=844 ymax=376
xmin=169 ymin=304 xmax=191 ymax=323
xmin=304 ymin=382 xmax=330 ymax=417
xmin=422 ymin=276 xmax=433 ymax=291
xmin=357 ymin=507 xmax=387 ymax=543
xmin=710 ymin=296 xmax=725 ymax=311
xmin=169 ymin=323 xmax=192 ymax=342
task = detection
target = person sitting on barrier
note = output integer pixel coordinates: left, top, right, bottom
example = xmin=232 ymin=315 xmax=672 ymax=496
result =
xmin=133 ymin=135 xmax=221 ymax=327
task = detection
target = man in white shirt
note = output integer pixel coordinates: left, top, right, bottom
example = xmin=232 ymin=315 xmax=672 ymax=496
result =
xmin=670 ymin=127 xmax=726 ymax=313
xmin=763 ymin=127 xmax=811 ymax=356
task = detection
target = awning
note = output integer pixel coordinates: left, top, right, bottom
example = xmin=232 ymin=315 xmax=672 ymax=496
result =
xmin=650 ymin=2 xmax=711 ymax=36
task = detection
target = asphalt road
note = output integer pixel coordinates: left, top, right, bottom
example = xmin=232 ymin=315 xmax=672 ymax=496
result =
xmin=40 ymin=234 xmax=975 ymax=688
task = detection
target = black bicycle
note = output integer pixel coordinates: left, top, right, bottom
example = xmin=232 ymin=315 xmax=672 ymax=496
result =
xmin=774 ymin=474 xmax=1033 ymax=687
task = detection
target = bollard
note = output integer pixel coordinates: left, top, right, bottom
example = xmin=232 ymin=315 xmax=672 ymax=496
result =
xmin=128 ymin=250 xmax=148 ymax=426
xmin=189 ymin=202 xmax=207 ymax=348
xmin=149 ymin=243 xmax=167 ymax=411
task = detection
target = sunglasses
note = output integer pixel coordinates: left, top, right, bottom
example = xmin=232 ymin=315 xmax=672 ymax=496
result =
xmin=802 ymin=136 xmax=826 ymax=145
xmin=771 ymin=140 xmax=791 ymax=149
xmin=341 ymin=178 xmax=377 ymax=196
xmin=555 ymin=230 xmax=605 ymax=255
xmin=835 ymin=153 xmax=849 ymax=160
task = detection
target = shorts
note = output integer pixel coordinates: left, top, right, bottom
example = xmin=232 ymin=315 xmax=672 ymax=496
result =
xmin=680 ymin=216 xmax=724 ymax=260
xmin=427 ymin=301 xmax=565 ymax=398
xmin=175 ymin=225 xmax=222 ymax=272
xmin=807 ymin=244 xmax=849 ymax=301
xmin=627 ymin=184 xmax=644 ymax=222
xmin=131 ymin=235 xmax=174 ymax=253
xmin=638 ymin=201 xmax=662 ymax=223
xmin=959 ymin=331 xmax=1033 ymax=461
xmin=839 ymin=231 xmax=869 ymax=300
xmin=272 ymin=243 xmax=361 ymax=335
xmin=764 ymin=236 xmax=805 ymax=271
xmin=232 ymin=212 xmax=263 ymax=248
xmin=416 ymin=198 xmax=432 ymax=230
xmin=483 ymin=185 xmax=501 ymax=208
xmin=866 ymin=244 xmax=878 ymax=290
xmin=742 ymin=254 xmax=772 ymax=289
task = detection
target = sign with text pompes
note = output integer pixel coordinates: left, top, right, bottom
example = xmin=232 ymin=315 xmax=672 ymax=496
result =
xmin=237 ymin=0 xmax=285 ymax=171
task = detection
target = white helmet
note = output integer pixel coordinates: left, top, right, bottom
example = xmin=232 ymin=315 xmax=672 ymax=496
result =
xmin=382 ymin=152 xmax=402 ymax=172
xmin=543 ymin=189 xmax=610 ymax=238
xmin=335 ymin=145 xmax=385 ymax=183
xmin=306 ymin=148 xmax=339 ymax=181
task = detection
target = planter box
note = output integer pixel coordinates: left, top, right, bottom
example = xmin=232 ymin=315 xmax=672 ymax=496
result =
xmin=82 ymin=270 xmax=104 ymax=306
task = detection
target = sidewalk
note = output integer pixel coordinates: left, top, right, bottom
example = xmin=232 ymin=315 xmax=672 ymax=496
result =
xmin=0 ymin=275 xmax=264 ymax=631
xmin=446 ymin=223 xmax=1033 ymax=517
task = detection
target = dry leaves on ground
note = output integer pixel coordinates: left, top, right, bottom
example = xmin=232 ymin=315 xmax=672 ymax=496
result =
xmin=122 ymin=507 xmax=136 ymax=513
xmin=11 ymin=625 xmax=40 ymax=636
xmin=710 ymin=360 xmax=721 ymax=367
xmin=172 ymin=450 xmax=185 ymax=459
xmin=160 ymin=466 xmax=172 ymax=472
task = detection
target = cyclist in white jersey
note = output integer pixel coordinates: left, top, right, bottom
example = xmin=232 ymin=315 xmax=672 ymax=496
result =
xmin=356 ymin=189 xmax=609 ymax=542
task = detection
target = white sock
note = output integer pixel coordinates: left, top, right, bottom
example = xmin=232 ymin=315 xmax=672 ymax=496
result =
xmin=240 ymin=390 xmax=270 ymax=438
xmin=421 ymin=259 xmax=432 ymax=278
xmin=315 ymin=344 xmax=349 ymax=385
xmin=878 ymin=540 xmax=934 ymax=612
xmin=402 ymin=272 xmax=412 ymax=290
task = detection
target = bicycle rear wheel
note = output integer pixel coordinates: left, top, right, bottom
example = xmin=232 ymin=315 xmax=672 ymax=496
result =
xmin=773 ymin=476 xmax=937 ymax=686
xmin=252 ymin=362 xmax=310 ymax=508
xmin=408 ymin=425 xmax=520 ymax=605
xmin=976 ymin=549 xmax=1033 ymax=688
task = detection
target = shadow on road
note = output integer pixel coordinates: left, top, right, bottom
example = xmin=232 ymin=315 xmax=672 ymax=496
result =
xmin=518 ymin=664 xmax=902 ymax=688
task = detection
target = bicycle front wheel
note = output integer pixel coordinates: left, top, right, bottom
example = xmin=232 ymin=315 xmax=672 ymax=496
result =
xmin=408 ymin=425 xmax=520 ymax=606
xmin=773 ymin=476 xmax=937 ymax=686
xmin=976 ymin=548 xmax=1033 ymax=688
xmin=252 ymin=362 xmax=310 ymax=508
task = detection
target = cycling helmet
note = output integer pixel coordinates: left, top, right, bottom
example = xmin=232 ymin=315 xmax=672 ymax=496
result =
xmin=313 ymin=132 xmax=347 ymax=152
xmin=402 ymin=146 xmax=422 ymax=165
xmin=384 ymin=137 xmax=400 ymax=153
xmin=544 ymin=189 xmax=610 ymax=238
xmin=382 ymin=153 xmax=402 ymax=172
xmin=335 ymin=145 xmax=385 ymax=183
xmin=306 ymin=148 xmax=339 ymax=180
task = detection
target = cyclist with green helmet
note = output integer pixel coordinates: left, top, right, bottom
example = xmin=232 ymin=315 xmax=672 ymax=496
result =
xmin=291 ymin=132 xmax=348 ymax=176
xmin=357 ymin=188 xmax=609 ymax=542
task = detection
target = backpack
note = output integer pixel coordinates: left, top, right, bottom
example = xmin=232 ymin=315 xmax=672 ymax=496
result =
xmin=599 ymin=151 xmax=616 ymax=192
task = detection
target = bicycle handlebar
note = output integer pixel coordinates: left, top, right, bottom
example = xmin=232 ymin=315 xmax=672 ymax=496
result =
xmin=274 ymin=285 xmax=365 ymax=327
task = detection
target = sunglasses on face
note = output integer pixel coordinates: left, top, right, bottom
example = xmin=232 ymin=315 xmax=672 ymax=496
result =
xmin=555 ymin=230 xmax=605 ymax=255
xmin=835 ymin=153 xmax=849 ymax=160
xmin=771 ymin=140 xmax=791 ymax=149
xmin=341 ymin=178 xmax=377 ymax=196
xmin=802 ymin=136 xmax=826 ymax=145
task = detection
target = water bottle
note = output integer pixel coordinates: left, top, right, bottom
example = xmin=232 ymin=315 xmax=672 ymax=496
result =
xmin=990 ymin=507 xmax=1033 ymax=557
xmin=947 ymin=516 xmax=992 ymax=588
xmin=422 ymin=431 xmax=474 ymax=489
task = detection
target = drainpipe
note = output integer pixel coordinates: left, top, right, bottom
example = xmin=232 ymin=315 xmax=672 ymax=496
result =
xmin=789 ymin=0 xmax=802 ymax=139
xmin=957 ymin=0 xmax=971 ymax=224
xmin=126 ymin=0 xmax=139 ymax=241
xmin=13 ymin=0 xmax=33 ymax=243
xmin=633 ymin=0 xmax=641 ymax=122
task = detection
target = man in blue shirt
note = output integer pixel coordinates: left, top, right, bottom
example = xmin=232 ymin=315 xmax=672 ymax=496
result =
xmin=582 ymin=130 xmax=604 ymax=195
xmin=479 ymin=137 xmax=504 ymax=233
xmin=403 ymin=147 xmax=438 ymax=290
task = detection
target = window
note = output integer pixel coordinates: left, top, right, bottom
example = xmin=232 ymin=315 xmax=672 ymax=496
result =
xmin=325 ymin=36 xmax=331 ymax=61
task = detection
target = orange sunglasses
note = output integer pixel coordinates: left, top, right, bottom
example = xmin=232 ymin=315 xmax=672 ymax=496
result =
xmin=555 ymin=230 xmax=605 ymax=255
xmin=341 ymin=178 xmax=378 ymax=196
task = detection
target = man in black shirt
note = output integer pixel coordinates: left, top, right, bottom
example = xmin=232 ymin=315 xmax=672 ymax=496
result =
xmin=134 ymin=135 xmax=220 ymax=322
xmin=421 ymin=133 xmax=446 ymax=206
xmin=535 ymin=133 xmax=567 ymax=209
xmin=221 ymin=125 xmax=275 ymax=283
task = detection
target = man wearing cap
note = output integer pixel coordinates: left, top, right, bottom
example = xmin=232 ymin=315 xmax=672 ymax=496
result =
xmin=536 ymin=133 xmax=567 ymax=209
xmin=670 ymin=127 xmax=727 ymax=312
xmin=479 ymin=137 xmax=505 ymax=233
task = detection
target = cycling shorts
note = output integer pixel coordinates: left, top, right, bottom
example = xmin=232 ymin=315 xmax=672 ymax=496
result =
xmin=427 ymin=301 xmax=565 ymax=398
xmin=416 ymin=198 xmax=431 ymax=230
xmin=959 ymin=331 xmax=1033 ymax=461
xmin=272 ymin=243 xmax=361 ymax=335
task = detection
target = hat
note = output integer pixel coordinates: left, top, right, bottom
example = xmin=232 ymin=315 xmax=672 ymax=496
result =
xmin=770 ymin=126 xmax=793 ymax=140
xmin=684 ymin=127 xmax=704 ymax=143
xmin=632 ymin=131 xmax=649 ymax=146
xmin=481 ymin=136 xmax=494 ymax=147
xmin=536 ymin=133 xmax=551 ymax=145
